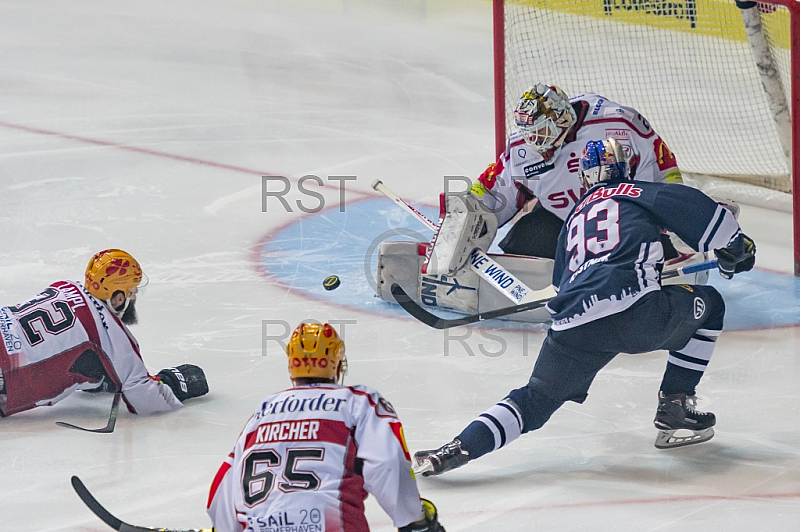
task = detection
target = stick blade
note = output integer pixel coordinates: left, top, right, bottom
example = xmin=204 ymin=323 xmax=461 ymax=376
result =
xmin=391 ymin=284 xmax=481 ymax=329
xmin=56 ymin=421 xmax=112 ymax=433
xmin=72 ymin=475 xmax=213 ymax=532
xmin=72 ymin=475 xmax=124 ymax=530
xmin=57 ymin=392 xmax=121 ymax=433
xmin=391 ymin=284 xmax=447 ymax=329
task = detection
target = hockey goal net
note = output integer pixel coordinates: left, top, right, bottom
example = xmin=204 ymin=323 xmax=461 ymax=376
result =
xmin=494 ymin=0 xmax=797 ymax=195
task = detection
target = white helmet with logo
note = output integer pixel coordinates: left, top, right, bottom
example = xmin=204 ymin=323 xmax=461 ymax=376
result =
xmin=513 ymin=82 xmax=577 ymax=161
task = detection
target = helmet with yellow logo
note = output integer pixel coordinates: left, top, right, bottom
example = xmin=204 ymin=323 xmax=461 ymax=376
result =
xmin=84 ymin=249 xmax=144 ymax=303
xmin=286 ymin=322 xmax=347 ymax=384
xmin=514 ymin=82 xmax=577 ymax=161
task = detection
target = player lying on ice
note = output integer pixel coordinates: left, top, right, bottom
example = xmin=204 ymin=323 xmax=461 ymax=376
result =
xmin=413 ymin=137 xmax=755 ymax=476
xmin=207 ymin=321 xmax=445 ymax=532
xmin=376 ymin=82 xmax=734 ymax=322
xmin=0 ymin=249 xmax=208 ymax=417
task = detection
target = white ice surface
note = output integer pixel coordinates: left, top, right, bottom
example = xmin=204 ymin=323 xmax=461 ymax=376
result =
xmin=0 ymin=1 xmax=798 ymax=531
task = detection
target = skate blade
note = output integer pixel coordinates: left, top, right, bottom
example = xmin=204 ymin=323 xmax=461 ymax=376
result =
xmin=654 ymin=427 xmax=714 ymax=449
xmin=412 ymin=457 xmax=435 ymax=477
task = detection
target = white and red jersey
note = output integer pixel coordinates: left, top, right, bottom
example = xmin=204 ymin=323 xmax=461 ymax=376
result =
xmin=477 ymin=93 xmax=683 ymax=226
xmin=0 ymin=280 xmax=181 ymax=417
xmin=207 ymin=383 xmax=425 ymax=532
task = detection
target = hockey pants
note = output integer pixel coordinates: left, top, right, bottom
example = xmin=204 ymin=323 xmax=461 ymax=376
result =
xmin=457 ymin=284 xmax=725 ymax=459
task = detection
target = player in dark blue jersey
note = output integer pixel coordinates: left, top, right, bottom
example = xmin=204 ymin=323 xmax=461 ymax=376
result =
xmin=413 ymin=138 xmax=756 ymax=475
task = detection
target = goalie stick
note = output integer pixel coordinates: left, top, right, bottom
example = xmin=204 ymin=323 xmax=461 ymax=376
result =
xmin=392 ymin=259 xmax=719 ymax=329
xmin=71 ymin=476 xmax=212 ymax=532
xmin=56 ymin=391 xmax=121 ymax=433
xmin=371 ymin=179 xmax=554 ymax=304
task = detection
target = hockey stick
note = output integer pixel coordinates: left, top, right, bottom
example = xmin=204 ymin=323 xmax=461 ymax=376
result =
xmin=371 ymin=179 xmax=553 ymax=304
xmin=372 ymin=179 xmax=438 ymax=232
xmin=71 ymin=476 xmax=212 ymax=532
xmin=392 ymin=259 xmax=719 ymax=329
xmin=56 ymin=391 xmax=121 ymax=433
xmin=391 ymin=283 xmax=550 ymax=329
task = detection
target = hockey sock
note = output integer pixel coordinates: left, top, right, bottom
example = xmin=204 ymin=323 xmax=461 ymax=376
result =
xmin=456 ymin=399 xmax=523 ymax=459
xmin=660 ymin=327 xmax=720 ymax=396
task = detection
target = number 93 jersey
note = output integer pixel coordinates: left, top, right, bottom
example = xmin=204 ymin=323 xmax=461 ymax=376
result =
xmin=207 ymin=383 xmax=424 ymax=532
xmin=547 ymin=181 xmax=740 ymax=331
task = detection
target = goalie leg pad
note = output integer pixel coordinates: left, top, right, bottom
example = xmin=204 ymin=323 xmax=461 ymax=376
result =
xmin=377 ymin=240 xmax=481 ymax=313
xmin=377 ymin=241 xmax=553 ymax=322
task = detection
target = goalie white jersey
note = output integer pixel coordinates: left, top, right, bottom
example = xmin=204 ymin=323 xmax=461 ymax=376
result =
xmin=207 ymin=383 xmax=425 ymax=532
xmin=0 ymin=280 xmax=182 ymax=417
xmin=476 ymin=93 xmax=683 ymax=226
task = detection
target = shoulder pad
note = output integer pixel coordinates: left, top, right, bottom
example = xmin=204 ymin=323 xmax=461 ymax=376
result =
xmin=349 ymin=385 xmax=398 ymax=418
xmin=602 ymin=104 xmax=653 ymax=134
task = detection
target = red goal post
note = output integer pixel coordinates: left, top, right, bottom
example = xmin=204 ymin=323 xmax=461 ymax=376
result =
xmin=493 ymin=0 xmax=800 ymax=274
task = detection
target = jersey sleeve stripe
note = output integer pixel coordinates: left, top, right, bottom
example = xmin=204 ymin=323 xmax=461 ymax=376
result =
xmin=497 ymin=400 xmax=524 ymax=432
xmin=66 ymin=283 xmax=126 ymax=391
xmin=509 ymin=138 xmax=527 ymax=150
xmin=581 ymin=116 xmax=655 ymax=138
xmin=696 ymin=328 xmax=722 ymax=338
xmin=698 ymin=207 xmax=739 ymax=252
xmin=698 ymin=207 xmax=726 ymax=252
xmin=667 ymin=353 xmax=710 ymax=372
xmin=206 ymin=460 xmax=232 ymax=509
xmin=346 ymin=386 xmax=399 ymax=419
xmin=478 ymin=412 xmax=506 ymax=448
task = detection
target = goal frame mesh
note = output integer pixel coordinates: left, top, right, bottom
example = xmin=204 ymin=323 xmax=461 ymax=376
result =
xmin=493 ymin=0 xmax=800 ymax=274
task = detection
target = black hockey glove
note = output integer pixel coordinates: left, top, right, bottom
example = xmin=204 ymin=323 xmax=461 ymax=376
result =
xmin=399 ymin=499 xmax=445 ymax=532
xmin=157 ymin=364 xmax=209 ymax=402
xmin=714 ymin=232 xmax=756 ymax=279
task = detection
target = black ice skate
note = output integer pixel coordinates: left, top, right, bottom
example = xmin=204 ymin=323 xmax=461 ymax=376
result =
xmin=412 ymin=439 xmax=470 ymax=476
xmin=653 ymin=393 xmax=716 ymax=449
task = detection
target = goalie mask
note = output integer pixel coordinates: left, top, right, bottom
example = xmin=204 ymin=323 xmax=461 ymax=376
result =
xmin=578 ymin=138 xmax=630 ymax=189
xmin=287 ymin=322 xmax=347 ymax=384
xmin=513 ymin=83 xmax=577 ymax=160
xmin=84 ymin=249 xmax=145 ymax=317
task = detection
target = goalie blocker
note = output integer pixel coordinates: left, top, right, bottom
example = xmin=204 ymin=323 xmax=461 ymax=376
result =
xmin=422 ymin=193 xmax=498 ymax=276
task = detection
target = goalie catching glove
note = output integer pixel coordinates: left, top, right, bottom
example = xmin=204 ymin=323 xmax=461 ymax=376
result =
xmin=423 ymin=191 xmax=498 ymax=276
xmin=398 ymin=499 xmax=445 ymax=532
xmin=157 ymin=364 xmax=209 ymax=402
xmin=714 ymin=232 xmax=756 ymax=279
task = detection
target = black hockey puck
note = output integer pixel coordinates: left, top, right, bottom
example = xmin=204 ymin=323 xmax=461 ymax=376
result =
xmin=323 ymin=275 xmax=341 ymax=291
